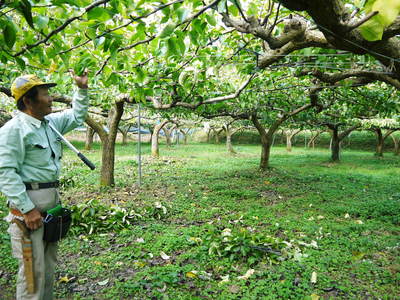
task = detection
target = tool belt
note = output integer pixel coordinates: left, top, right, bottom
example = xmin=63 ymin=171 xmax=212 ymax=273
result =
xmin=42 ymin=207 xmax=72 ymax=242
xmin=24 ymin=181 xmax=59 ymax=190
xmin=10 ymin=205 xmax=72 ymax=243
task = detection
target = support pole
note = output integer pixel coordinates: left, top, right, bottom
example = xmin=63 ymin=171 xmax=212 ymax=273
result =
xmin=137 ymin=103 xmax=142 ymax=186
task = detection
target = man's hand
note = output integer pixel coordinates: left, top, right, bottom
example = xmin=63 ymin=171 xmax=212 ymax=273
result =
xmin=23 ymin=208 xmax=42 ymax=230
xmin=72 ymin=69 xmax=89 ymax=89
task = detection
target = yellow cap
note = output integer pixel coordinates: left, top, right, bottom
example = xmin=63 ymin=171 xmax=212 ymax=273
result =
xmin=11 ymin=75 xmax=56 ymax=102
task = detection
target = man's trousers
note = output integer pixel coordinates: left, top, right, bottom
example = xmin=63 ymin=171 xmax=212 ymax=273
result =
xmin=6 ymin=187 xmax=60 ymax=300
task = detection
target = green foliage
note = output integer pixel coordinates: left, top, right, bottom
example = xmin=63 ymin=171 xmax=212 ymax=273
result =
xmin=360 ymin=0 xmax=400 ymax=41
xmin=70 ymin=199 xmax=170 ymax=235
xmin=201 ymin=227 xmax=304 ymax=265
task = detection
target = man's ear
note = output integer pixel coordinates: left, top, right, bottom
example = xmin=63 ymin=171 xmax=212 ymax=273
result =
xmin=22 ymin=96 xmax=32 ymax=109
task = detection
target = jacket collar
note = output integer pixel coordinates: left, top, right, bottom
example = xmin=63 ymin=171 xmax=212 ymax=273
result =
xmin=18 ymin=111 xmax=48 ymax=128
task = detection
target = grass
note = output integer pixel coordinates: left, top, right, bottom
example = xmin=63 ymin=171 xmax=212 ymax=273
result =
xmin=0 ymin=141 xmax=399 ymax=299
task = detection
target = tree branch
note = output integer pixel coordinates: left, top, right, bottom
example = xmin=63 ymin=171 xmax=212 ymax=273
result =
xmin=149 ymin=74 xmax=256 ymax=110
xmin=13 ymin=0 xmax=111 ymax=57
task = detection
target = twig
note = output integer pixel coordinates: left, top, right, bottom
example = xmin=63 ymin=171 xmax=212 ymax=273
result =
xmin=347 ymin=11 xmax=379 ymax=32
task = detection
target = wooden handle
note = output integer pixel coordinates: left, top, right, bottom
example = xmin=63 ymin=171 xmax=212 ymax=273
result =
xmin=12 ymin=219 xmax=35 ymax=294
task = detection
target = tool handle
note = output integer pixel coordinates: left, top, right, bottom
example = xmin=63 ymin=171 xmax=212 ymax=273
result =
xmin=77 ymin=153 xmax=96 ymax=170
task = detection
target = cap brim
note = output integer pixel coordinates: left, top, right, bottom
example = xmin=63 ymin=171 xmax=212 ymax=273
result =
xmin=37 ymin=83 xmax=57 ymax=88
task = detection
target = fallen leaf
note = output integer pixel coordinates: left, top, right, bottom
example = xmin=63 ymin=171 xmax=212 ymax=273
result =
xmin=221 ymin=228 xmax=232 ymax=237
xmin=344 ymin=213 xmax=350 ymax=219
xmin=58 ymin=276 xmax=71 ymax=284
xmin=311 ymin=272 xmax=317 ymax=284
xmin=98 ymin=278 xmax=109 ymax=286
xmin=186 ymin=271 xmax=198 ymax=279
xmin=136 ymin=238 xmax=145 ymax=243
xmin=317 ymin=215 xmax=324 ymax=220
xmin=352 ymin=251 xmax=366 ymax=261
xmin=310 ymin=294 xmax=320 ymax=300
xmin=160 ymin=251 xmax=171 ymax=260
xmin=238 ymin=269 xmax=255 ymax=280
xmin=229 ymin=285 xmax=240 ymax=293
xmin=355 ymin=220 xmax=364 ymax=224
xmin=219 ymin=275 xmax=230 ymax=284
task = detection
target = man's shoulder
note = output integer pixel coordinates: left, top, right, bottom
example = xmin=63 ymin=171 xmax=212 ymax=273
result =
xmin=0 ymin=114 xmax=30 ymax=136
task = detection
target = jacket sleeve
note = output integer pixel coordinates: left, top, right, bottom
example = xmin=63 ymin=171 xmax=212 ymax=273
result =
xmin=0 ymin=126 xmax=35 ymax=213
xmin=47 ymin=88 xmax=89 ymax=134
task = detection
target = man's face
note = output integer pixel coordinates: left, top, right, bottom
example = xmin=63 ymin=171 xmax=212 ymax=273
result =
xmin=28 ymin=86 xmax=53 ymax=119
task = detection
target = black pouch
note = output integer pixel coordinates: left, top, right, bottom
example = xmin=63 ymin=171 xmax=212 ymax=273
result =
xmin=43 ymin=208 xmax=72 ymax=242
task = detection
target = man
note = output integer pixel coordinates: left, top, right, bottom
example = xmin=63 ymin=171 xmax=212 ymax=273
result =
xmin=0 ymin=71 xmax=89 ymax=300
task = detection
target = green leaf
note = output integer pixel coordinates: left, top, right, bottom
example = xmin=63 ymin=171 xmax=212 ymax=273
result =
xmin=167 ymin=38 xmax=178 ymax=57
xmin=217 ymin=0 xmax=228 ymax=13
xmin=247 ymin=2 xmax=258 ymax=16
xmin=34 ymin=16 xmax=49 ymax=30
xmin=360 ymin=0 xmax=400 ymax=41
xmin=159 ymin=23 xmax=176 ymax=39
xmin=3 ymin=20 xmax=17 ymax=49
xmin=16 ymin=57 xmax=26 ymax=70
xmin=176 ymin=7 xmax=189 ymax=23
xmin=18 ymin=0 xmax=34 ymax=29
xmin=87 ymin=7 xmax=112 ymax=22
xmin=360 ymin=18 xmax=384 ymax=41
xmin=205 ymin=14 xmax=217 ymax=26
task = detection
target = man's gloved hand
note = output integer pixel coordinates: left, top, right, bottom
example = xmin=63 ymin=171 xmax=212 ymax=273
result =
xmin=23 ymin=208 xmax=43 ymax=230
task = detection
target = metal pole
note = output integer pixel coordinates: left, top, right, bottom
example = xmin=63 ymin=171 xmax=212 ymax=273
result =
xmin=137 ymin=103 xmax=142 ymax=186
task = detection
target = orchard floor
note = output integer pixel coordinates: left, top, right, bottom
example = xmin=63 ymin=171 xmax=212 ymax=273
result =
xmin=1 ymin=142 xmax=399 ymax=299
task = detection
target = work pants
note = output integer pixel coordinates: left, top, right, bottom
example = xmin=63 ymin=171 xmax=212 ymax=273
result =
xmin=6 ymin=188 xmax=60 ymax=300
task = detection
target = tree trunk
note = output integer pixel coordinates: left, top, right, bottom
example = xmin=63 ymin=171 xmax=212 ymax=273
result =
xmin=285 ymin=129 xmax=301 ymax=152
xmin=331 ymin=128 xmax=340 ymax=162
xmin=151 ymin=120 xmax=168 ymax=157
xmin=307 ymin=131 xmax=322 ymax=148
xmin=328 ymin=125 xmax=359 ymax=162
xmin=215 ymin=130 xmax=221 ymax=144
xmin=374 ymin=128 xmax=384 ymax=157
xmin=85 ymin=126 xmax=95 ymax=150
xmin=391 ymin=134 xmax=400 ymax=156
xmin=180 ymin=129 xmax=188 ymax=145
xmin=100 ymin=102 xmax=124 ymax=186
xmin=251 ymin=115 xmax=274 ymax=170
xmin=122 ymin=131 xmax=128 ymax=145
xmin=206 ymin=129 xmax=212 ymax=143
xmin=225 ymin=125 xmax=236 ymax=154
xmin=163 ymin=128 xmax=172 ymax=147
xmin=85 ymin=101 xmax=124 ymax=186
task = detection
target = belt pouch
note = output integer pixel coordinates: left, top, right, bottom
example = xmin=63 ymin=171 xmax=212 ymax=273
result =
xmin=43 ymin=208 xmax=72 ymax=242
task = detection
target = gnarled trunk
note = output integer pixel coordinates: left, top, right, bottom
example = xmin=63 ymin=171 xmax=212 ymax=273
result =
xmin=391 ymin=134 xmax=400 ymax=156
xmin=180 ymin=129 xmax=189 ymax=145
xmin=85 ymin=101 xmax=125 ymax=186
xmin=163 ymin=127 xmax=172 ymax=147
xmin=328 ymin=125 xmax=359 ymax=162
xmin=85 ymin=126 xmax=95 ymax=150
xmin=151 ymin=120 xmax=168 ymax=157
xmin=252 ymin=114 xmax=274 ymax=170
xmin=331 ymin=128 xmax=340 ymax=162
xmin=373 ymin=129 xmax=395 ymax=157
xmin=374 ymin=128 xmax=384 ymax=157
xmin=224 ymin=125 xmax=236 ymax=154
xmin=308 ymin=130 xmax=322 ymax=148
xmin=285 ymin=129 xmax=301 ymax=152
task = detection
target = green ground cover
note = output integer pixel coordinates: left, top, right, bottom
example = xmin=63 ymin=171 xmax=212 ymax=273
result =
xmin=1 ymin=142 xmax=399 ymax=299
